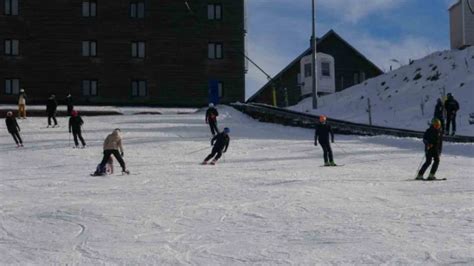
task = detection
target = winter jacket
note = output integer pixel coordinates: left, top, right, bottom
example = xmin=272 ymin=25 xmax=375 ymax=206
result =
xmin=18 ymin=93 xmax=27 ymax=105
xmin=5 ymin=117 xmax=20 ymax=133
xmin=211 ymin=132 xmax=230 ymax=152
xmin=103 ymin=130 xmax=123 ymax=153
xmin=314 ymin=123 xmax=334 ymax=144
xmin=433 ymin=101 xmax=444 ymax=119
xmin=206 ymin=107 xmax=219 ymax=123
xmin=69 ymin=116 xmax=84 ymax=133
xmin=423 ymin=126 xmax=443 ymax=154
xmin=445 ymin=97 xmax=459 ymax=115
xmin=46 ymin=98 xmax=58 ymax=114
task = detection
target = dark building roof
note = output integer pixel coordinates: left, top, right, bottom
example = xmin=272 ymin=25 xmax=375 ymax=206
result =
xmin=247 ymin=30 xmax=383 ymax=103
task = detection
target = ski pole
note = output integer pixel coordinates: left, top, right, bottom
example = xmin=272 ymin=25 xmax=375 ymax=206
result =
xmin=334 ymin=142 xmax=349 ymax=155
xmin=416 ymin=153 xmax=426 ymax=174
xmin=68 ymin=132 xmax=71 ymax=147
xmin=186 ymin=146 xmax=209 ymax=155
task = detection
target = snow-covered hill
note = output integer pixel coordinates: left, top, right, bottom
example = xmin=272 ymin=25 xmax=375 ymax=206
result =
xmin=289 ymin=47 xmax=474 ymax=136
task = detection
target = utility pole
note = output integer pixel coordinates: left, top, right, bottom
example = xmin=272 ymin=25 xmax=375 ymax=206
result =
xmin=311 ymin=0 xmax=318 ymax=109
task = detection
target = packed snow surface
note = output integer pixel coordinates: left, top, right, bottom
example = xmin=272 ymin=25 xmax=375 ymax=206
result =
xmin=0 ymin=106 xmax=473 ymax=264
xmin=290 ymin=47 xmax=474 ymax=136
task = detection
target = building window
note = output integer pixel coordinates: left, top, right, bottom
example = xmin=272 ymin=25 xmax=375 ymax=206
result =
xmin=360 ymin=72 xmax=366 ymax=82
xmin=321 ymin=62 xmax=331 ymax=77
xmin=218 ymin=81 xmax=224 ymax=98
xmin=82 ymin=41 xmax=97 ymax=57
xmin=82 ymin=1 xmax=97 ymax=17
xmin=131 ymin=80 xmax=147 ymax=97
xmin=130 ymin=1 xmax=145 ymax=18
xmin=4 ymin=0 xmax=19 ymax=15
xmin=208 ymin=4 xmax=222 ymax=20
xmin=131 ymin=41 xmax=146 ymax=58
xmin=353 ymin=73 xmax=359 ymax=84
xmin=208 ymin=42 xmax=223 ymax=59
xmin=304 ymin=63 xmax=312 ymax=77
xmin=82 ymin=80 xmax=98 ymax=96
xmin=4 ymin=39 xmax=19 ymax=55
xmin=5 ymin=79 xmax=20 ymax=95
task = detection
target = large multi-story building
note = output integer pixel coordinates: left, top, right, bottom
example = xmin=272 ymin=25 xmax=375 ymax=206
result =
xmin=0 ymin=0 xmax=246 ymax=106
xmin=450 ymin=0 xmax=474 ymax=50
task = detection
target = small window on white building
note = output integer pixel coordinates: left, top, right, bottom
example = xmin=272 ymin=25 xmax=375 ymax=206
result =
xmin=82 ymin=1 xmax=97 ymax=17
xmin=131 ymin=41 xmax=146 ymax=58
xmin=82 ymin=80 xmax=98 ymax=96
xmin=5 ymin=79 xmax=20 ymax=94
xmin=130 ymin=1 xmax=145 ymax=18
xmin=208 ymin=42 xmax=223 ymax=59
xmin=4 ymin=39 xmax=19 ymax=55
xmin=82 ymin=41 xmax=97 ymax=57
xmin=4 ymin=0 xmax=19 ymax=15
xmin=208 ymin=4 xmax=222 ymax=20
xmin=304 ymin=63 xmax=312 ymax=77
xmin=131 ymin=80 xmax=147 ymax=97
xmin=321 ymin=62 xmax=331 ymax=77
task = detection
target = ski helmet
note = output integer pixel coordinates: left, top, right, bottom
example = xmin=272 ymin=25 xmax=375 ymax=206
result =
xmin=209 ymin=103 xmax=214 ymax=108
xmin=319 ymin=115 xmax=327 ymax=123
xmin=6 ymin=111 xmax=13 ymax=117
xmin=223 ymin=127 xmax=230 ymax=134
xmin=432 ymin=118 xmax=441 ymax=129
xmin=71 ymin=110 xmax=78 ymax=117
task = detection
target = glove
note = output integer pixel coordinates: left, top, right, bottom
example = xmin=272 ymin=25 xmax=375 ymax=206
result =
xmin=427 ymin=144 xmax=433 ymax=149
xmin=69 ymin=131 xmax=71 ymax=133
xmin=314 ymin=142 xmax=318 ymax=146
xmin=332 ymin=140 xmax=335 ymax=143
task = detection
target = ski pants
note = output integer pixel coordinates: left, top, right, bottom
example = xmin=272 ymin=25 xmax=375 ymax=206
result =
xmin=418 ymin=148 xmax=440 ymax=176
xmin=319 ymin=141 xmax=333 ymax=163
xmin=48 ymin=113 xmax=57 ymax=126
xmin=209 ymin=120 xmax=219 ymax=136
xmin=446 ymin=113 xmax=456 ymax=134
xmin=18 ymin=104 xmax=26 ymax=118
xmin=72 ymin=129 xmax=86 ymax=147
xmin=100 ymin=150 xmax=126 ymax=172
xmin=10 ymin=131 xmax=22 ymax=145
xmin=204 ymin=146 xmax=223 ymax=162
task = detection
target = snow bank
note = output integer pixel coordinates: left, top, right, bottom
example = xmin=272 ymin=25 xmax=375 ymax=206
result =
xmin=290 ymin=47 xmax=474 ymax=136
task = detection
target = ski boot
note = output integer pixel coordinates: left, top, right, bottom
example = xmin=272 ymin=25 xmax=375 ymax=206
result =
xmin=122 ymin=169 xmax=130 ymax=175
xmin=415 ymin=175 xmax=424 ymax=180
xmin=16 ymin=144 xmax=21 ymax=148
xmin=201 ymin=160 xmax=208 ymax=165
xmin=209 ymin=159 xmax=217 ymax=165
xmin=329 ymin=161 xmax=337 ymax=166
xmin=427 ymin=174 xmax=436 ymax=180
xmin=324 ymin=162 xmax=330 ymax=167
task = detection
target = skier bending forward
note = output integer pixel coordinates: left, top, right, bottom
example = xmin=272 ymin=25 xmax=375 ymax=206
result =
xmin=93 ymin=128 xmax=129 ymax=175
xmin=416 ymin=119 xmax=443 ymax=180
xmin=5 ymin=111 xmax=23 ymax=147
xmin=202 ymin=127 xmax=230 ymax=165
xmin=314 ymin=115 xmax=336 ymax=166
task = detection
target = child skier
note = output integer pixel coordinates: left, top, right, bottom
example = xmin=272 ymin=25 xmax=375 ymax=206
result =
xmin=92 ymin=129 xmax=129 ymax=176
xmin=314 ymin=115 xmax=336 ymax=166
xmin=68 ymin=110 xmax=86 ymax=148
xmin=202 ymin=127 xmax=230 ymax=165
xmin=416 ymin=119 xmax=443 ymax=180
xmin=205 ymin=103 xmax=219 ymax=136
xmin=5 ymin=111 xmax=23 ymax=147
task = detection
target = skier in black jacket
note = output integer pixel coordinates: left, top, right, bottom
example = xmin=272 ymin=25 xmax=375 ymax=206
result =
xmin=202 ymin=127 xmax=230 ymax=165
xmin=5 ymin=111 xmax=23 ymax=147
xmin=416 ymin=118 xmax=443 ymax=180
xmin=444 ymin=93 xmax=460 ymax=136
xmin=205 ymin=103 xmax=219 ymax=136
xmin=66 ymin=94 xmax=74 ymax=116
xmin=69 ymin=110 xmax=86 ymax=148
xmin=314 ymin=115 xmax=336 ymax=166
xmin=46 ymin=94 xmax=58 ymax=127
xmin=433 ymin=98 xmax=445 ymax=131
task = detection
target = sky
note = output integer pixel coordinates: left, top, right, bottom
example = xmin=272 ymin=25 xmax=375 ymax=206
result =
xmin=244 ymin=0 xmax=459 ymax=99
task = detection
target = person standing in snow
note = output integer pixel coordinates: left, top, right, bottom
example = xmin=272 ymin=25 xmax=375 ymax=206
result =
xmin=416 ymin=118 xmax=443 ymax=180
xmin=5 ymin=111 xmax=23 ymax=147
xmin=444 ymin=93 xmax=460 ymax=136
xmin=314 ymin=115 xmax=336 ymax=166
xmin=433 ymin=98 xmax=445 ymax=131
xmin=69 ymin=110 xmax=86 ymax=148
xmin=65 ymin=93 xmax=74 ymax=116
xmin=18 ymin=89 xmax=27 ymax=119
xmin=93 ymin=129 xmax=129 ymax=175
xmin=46 ymin=94 xmax=58 ymax=127
xmin=205 ymin=103 xmax=219 ymax=136
xmin=202 ymin=127 xmax=230 ymax=165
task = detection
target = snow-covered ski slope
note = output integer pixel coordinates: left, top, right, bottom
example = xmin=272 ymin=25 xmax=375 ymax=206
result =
xmin=0 ymin=106 xmax=473 ymax=264
xmin=290 ymin=47 xmax=474 ymax=136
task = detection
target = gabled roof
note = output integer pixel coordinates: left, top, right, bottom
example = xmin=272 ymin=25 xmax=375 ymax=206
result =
xmin=448 ymin=0 xmax=461 ymax=11
xmin=246 ymin=29 xmax=383 ymax=103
